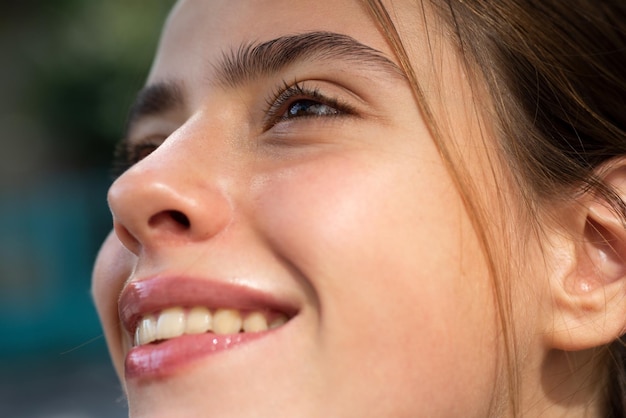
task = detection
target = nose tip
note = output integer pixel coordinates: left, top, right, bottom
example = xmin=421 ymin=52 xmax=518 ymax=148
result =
xmin=108 ymin=168 xmax=232 ymax=255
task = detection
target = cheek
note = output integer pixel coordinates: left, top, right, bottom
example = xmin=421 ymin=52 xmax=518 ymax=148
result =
xmin=255 ymin=152 xmax=469 ymax=298
xmin=92 ymin=231 xmax=135 ymax=380
xmin=253 ymin=153 xmax=501 ymax=412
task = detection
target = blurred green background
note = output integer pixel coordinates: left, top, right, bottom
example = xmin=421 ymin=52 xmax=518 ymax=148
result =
xmin=0 ymin=2 xmax=174 ymax=416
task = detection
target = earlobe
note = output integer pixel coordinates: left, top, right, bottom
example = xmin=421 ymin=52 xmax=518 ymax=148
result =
xmin=546 ymin=163 xmax=626 ymax=351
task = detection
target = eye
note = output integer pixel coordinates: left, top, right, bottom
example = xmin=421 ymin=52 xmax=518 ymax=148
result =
xmin=111 ymin=137 xmax=163 ymax=179
xmin=129 ymin=142 xmax=159 ymax=162
xmin=265 ymin=81 xmax=355 ymax=129
xmin=285 ymin=99 xmax=340 ymax=118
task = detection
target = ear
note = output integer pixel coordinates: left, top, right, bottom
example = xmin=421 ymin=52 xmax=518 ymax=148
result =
xmin=546 ymin=161 xmax=626 ymax=351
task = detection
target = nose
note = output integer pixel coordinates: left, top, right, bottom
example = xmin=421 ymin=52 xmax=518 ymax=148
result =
xmin=107 ymin=148 xmax=233 ymax=255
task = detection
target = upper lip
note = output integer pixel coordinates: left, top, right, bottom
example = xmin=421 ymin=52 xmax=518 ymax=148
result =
xmin=118 ymin=275 xmax=300 ymax=335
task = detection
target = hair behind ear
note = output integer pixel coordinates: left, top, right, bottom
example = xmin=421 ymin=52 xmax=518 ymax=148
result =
xmin=607 ymin=340 xmax=626 ymax=418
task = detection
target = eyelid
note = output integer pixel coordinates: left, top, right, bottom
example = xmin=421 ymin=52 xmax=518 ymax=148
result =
xmin=263 ymin=80 xmax=357 ymax=130
xmin=110 ymin=114 xmax=181 ymax=178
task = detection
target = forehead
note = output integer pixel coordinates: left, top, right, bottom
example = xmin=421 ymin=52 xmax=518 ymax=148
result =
xmin=147 ymin=0 xmax=413 ymax=84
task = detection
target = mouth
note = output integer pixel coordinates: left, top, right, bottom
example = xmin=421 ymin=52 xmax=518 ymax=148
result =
xmin=119 ymin=276 xmax=297 ymax=380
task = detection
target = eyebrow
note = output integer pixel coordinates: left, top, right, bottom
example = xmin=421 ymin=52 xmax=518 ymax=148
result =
xmin=214 ymin=31 xmax=405 ymax=87
xmin=122 ymin=81 xmax=183 ymax=139
xmin=123 ymin=31 xmax=404 ymax=138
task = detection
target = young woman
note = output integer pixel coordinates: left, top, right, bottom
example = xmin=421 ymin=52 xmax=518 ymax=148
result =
xmin=92 ymin=0 xmax=626 ymax=416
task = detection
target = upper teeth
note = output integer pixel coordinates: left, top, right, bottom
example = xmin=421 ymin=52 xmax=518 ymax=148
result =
xmin=133 ymin=307 xmax=288 ymax=347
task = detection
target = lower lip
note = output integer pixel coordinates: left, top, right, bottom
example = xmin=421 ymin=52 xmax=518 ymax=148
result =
xmin=125 ymin=331 xmax=267 ymax=380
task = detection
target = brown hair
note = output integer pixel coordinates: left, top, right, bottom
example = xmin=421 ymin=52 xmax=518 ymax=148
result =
xmin=364 ymin=0 xmax=626 ymax=416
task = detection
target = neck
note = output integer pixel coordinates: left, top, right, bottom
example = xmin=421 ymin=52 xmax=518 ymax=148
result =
xmin=518 ymin=347 xmax=608 ymax=418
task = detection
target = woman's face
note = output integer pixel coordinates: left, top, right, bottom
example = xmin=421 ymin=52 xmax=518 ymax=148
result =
xmin=92 ymin=0 xmax=512 ymax=416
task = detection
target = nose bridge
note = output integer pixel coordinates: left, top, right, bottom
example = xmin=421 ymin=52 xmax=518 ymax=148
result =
xmin=108 ymin=115 xmax=235 ymax=254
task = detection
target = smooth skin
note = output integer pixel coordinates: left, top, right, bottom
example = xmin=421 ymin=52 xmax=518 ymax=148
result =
xmin=92 ymin=1 xmax=626 ymax=417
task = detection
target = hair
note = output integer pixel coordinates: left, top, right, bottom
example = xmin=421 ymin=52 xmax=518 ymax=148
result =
xmin=364 ymin=0 xmax=626 ymax=416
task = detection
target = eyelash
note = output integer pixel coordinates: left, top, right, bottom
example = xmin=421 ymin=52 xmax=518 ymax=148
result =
xmin=263 ymin=81 xmax=356 ymax=129
xmin=111 ymin=81 xmax=354 ymax=178
xmin=111 ymin=137 xmax=163 ymax=179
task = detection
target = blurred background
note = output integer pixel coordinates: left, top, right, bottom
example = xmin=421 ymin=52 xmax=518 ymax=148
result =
xmin=0 ymin=2 xmax=173 ymax=416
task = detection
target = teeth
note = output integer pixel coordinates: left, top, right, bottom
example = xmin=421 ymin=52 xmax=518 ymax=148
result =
xmin=185 ymin=307 xmax=212 ymax=334
xmin=243 ymin=312 xmax=268 ymax=332
xmin=156 ymin=307 xmax=186 ymax=340
xmin=213 ymin=309 xmax=243 ymax=335
xmin=135 ymin=314 xmax=157 ymax=346
xmin=269 ymin=314 xmax=288 ymax=329
xmin=132 ymin=307 xmax=288 ymax=346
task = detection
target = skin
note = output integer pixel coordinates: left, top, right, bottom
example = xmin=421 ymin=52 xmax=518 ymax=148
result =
xmin=91 ymin=0 xmax=570 ymax=416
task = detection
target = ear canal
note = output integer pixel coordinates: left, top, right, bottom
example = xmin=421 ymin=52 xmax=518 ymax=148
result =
xmin=582 ymin=203 xmax=626 ymax=289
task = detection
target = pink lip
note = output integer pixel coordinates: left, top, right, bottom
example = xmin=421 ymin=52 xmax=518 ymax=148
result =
xmin=118 ymin=276 xmax=297 ymax=380
xmin=125 ymin=332 xmax=268 ymax=380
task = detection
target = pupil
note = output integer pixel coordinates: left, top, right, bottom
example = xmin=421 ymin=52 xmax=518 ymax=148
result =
xmin=288 ymin=100 xmax=336 ymax=117
xmin=289 ymin=100 xmax=316 ymax=117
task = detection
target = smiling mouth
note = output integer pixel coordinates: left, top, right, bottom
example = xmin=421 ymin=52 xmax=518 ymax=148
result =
xmin=133 ymin=307 xmax=289 ymax=347
xmin=119 ymin=276 xmax=299 ymax=378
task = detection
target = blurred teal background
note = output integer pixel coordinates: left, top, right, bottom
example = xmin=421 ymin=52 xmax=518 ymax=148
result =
xmin=0 ymin=2 xmax=173 ymax=416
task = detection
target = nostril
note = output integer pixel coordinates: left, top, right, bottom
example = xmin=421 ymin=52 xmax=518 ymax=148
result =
xmin=169 ymin=210 xmax=190 ymax=228
xmin=148 ymin=210 xmax=191 ymax=232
